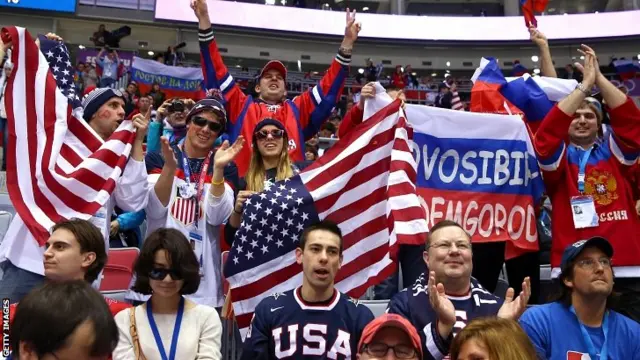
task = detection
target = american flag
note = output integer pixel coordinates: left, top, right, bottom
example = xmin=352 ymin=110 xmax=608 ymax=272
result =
xmin=170 ymin=197 xmax=199 ymax=226
xmin=224 ymin=99 xmax=428 ymax=337
xmin=2 ymin=26 xmax=136 ymax=246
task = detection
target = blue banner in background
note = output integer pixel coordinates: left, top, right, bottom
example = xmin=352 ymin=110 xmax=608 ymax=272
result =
xmin=0 ymin=0 xmax=76 ymax=12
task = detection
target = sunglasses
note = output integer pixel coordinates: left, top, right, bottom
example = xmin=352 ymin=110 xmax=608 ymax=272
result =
xmin=192 ymin=116 xmax=223 ymax=132
xmin=255 ymin=129 xmax=284 ymax=140
xmin=149 ymin=267 xmax=183 ymax=281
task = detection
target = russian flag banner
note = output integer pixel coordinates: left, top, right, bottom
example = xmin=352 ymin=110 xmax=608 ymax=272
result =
xmin=471 ymin=57 xmax=577 ymax=134
xmin=521 ymin=0 xmax=549 ymax=27
xmin=613 ymin=59 xmax=640 ymax=80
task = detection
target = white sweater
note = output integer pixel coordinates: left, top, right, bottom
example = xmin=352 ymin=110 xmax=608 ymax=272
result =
xmin=113 ymin=299 xmax=222 ymax=360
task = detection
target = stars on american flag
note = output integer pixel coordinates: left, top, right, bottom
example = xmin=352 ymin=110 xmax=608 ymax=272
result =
xmin=226 ymin=176 xmax=320 ymax=272
xmin=40 ymin=37 xmax=81 ymax=108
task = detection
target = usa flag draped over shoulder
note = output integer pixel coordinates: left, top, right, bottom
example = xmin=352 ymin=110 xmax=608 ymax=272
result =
xmin=2 ymin=27 xmax=136 ymax=245
xmin=223 ymin=99 xmax=428 ymax=337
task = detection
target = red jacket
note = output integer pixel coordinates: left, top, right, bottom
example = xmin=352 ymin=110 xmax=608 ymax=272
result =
xmin=534 ymin=98 xmax=640 ymax=273
xmin=338 ymin=105 xmax=364 ymax=138
xmin=199 ymin=27 xmax=351 ymax=176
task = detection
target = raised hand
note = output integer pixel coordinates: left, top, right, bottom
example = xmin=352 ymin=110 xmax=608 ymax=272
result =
xmin=574 ymin=44 xmax=599 ymax=89
xmin=132 ymin=105 xmax=152 ymax=142
xmin=214 ymin=136 xmax=245 ymax=170
xmin=529 ymin=25 xmax=548 ymax=48
xmin=497 ymin=277 xmax=531 ymax=320
xmin=235 ymin=190 xmax=258 ymax=214
xmin=191 ymin=0 xmax=209 ymax=20
xmin=160 ymin=136 xmax=177 ymax=170
xmin=428 ymin=271 xmax=456 ymax=338
xmin=343 ymin=8 xmax=361 ymax=46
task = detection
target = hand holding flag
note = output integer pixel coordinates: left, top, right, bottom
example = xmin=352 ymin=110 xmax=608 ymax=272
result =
xmin=521 ymin=0 xmax=549 ymax=28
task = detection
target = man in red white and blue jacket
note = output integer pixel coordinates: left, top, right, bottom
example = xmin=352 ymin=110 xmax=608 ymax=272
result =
xmin=191 ymin=0 xmax=361 ymax=175
xmin=534 ymin=45 xmax=640 ymax=321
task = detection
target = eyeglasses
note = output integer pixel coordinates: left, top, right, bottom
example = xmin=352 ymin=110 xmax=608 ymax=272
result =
xmin=362 ymin=343 xmax=418 ymax=359
xmin=576 ymin=257 xmax=612 ymax=270
xmin=191 ymin=116 xmax=223 ymax=132
xmin=430 ymin=241 xmax=471 ymax=251
xmin=149 ymin=267 xmax=183 ymax=281
xmin=255 ymin=129 xmax=284 ymax=140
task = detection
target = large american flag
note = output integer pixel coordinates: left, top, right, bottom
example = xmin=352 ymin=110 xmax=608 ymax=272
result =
xmin=224 ymin=99 xmax=428 ymax=337
xmin=2 ymin=27 xmax=136 ymax=245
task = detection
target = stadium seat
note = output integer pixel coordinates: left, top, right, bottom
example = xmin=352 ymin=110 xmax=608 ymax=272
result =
xmin=100 ymin=247 xmax=139 ymax=292
xmin=102 ymin=290 xmax=128 ymax=303
xmin=221 ymin=251 xmax=229 ymax=294
xmin=360 ymin=299 xmax=389 ymax=317
xmin=0 ymin=210 xmax=12 ymax=244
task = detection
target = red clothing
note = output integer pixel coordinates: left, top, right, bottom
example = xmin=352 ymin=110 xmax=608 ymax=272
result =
xmin=391 ymin=73 xmax=405 ymax=89
xmin=534 ymin=98 xmax=640 ymax=274
xmin=337 ymin=105 xmax=364 ymax=138
xmin=199 ymin=27 xmax=351 ymax=176
xmin=9 ymin=296 xmax=131 ymax=324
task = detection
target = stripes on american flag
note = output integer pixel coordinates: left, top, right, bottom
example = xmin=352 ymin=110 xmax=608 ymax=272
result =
xmin=170 ymin=197 xmax=198 ymax=225
xmin=224 ymin=99 xmax=428 ymax=338
xmin=2 ymin=27 xmax=136 ymax=246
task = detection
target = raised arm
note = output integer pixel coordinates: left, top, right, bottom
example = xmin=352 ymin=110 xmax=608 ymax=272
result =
xmin=534 ymin=45 xmax=597 ymax=177
xmin=192 ymin=0 xmax=247 ymax=127
xmin=293 ymin=9 xmax=360 ymax=140
xmin=529 ymin=25 xmax=557 ymax=78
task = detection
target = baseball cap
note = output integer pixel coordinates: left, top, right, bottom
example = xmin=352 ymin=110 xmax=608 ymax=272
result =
xmin=258 ymin=60 xmax=287 ymax=81
xmin=358 ymin=314 xmax=423 ymax=358
xmin=186 ymin=98 xmax=227 ymax=129
xmin=560 ymin=236 xmax=614 ymax=269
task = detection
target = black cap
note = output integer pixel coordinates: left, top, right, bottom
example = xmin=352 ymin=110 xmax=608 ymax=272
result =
xmin=186 ymin=98 xmax=227 ymax=128
xmin=560 ymin=237 xmax=614 ymax=269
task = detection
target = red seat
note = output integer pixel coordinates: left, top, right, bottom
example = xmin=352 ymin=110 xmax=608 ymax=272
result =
xmin=100 ymin=247 xmax=139 ymax=292
xmin=221 ymin=251 xmax=229 ymax=294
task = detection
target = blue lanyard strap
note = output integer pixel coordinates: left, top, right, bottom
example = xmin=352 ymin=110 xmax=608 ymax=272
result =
xmin=570 ymin=306 xmax=609 ymax=360
xmin=577 ymin=147 xmax=593 ymax=193
xmin=146 ymin=296 xmax=185 ymax=360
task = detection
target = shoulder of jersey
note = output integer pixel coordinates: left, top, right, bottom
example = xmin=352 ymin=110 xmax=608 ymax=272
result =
xmin=258 ymin=290 xmax=292 ymax=308
xmin=408 ymin=273 xmax=428 ymax=298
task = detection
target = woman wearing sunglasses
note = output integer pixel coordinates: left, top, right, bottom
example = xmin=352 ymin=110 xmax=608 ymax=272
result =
xmin=113 ymin=228 xmax=222 ymax=360
xmin=224 ymin=119 xmax=310 ymax=243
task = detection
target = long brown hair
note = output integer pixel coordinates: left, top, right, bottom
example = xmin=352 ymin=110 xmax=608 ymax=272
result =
xmin=245 ymin=128 xmax=294 ymax=192
xmin=449 ymin=318 xmax=538 ymax=360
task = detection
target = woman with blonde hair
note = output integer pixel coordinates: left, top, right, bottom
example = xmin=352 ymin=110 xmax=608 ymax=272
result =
xmin=224 ymin=119 xmax=309 ymax=243
xmin=449 ymin=317 xmax=537 ymax=360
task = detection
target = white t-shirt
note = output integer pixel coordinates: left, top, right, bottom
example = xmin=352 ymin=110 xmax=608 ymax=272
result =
xmin=130 ymin=172 xmax=233 ymax=308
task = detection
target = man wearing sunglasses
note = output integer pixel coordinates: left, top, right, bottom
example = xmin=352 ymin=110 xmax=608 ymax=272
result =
xmin=144 ymin=97 xmax=243 ymax=308
xmin=192 ymin=0 xmax=361 ymax=176
xmin=357 ymin=314 xmax=422 ymax=360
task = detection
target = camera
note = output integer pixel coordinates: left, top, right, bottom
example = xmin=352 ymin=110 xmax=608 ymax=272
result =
xmin=168 ymin=99 xmax=185 ymax=113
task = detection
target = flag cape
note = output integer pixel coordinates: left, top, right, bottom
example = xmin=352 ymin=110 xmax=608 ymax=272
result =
xmin=223 ymin=97 xmax=427 ymax=338
xmin=131 ymin=56 xmax=205 ymax=100
xmin=2 ymin=27 xmax=137 ymax=245
xmin=471 ymin=57 xmax=576 ymax=133
xmin=403 ymin=90 xmax=545 ymax=258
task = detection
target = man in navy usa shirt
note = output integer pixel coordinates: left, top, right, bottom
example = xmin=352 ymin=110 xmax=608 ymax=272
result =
xmin=388 ymin=220 xmax=531 ymax=359
xmin=241 ymin=221 xmax=374 ymax=360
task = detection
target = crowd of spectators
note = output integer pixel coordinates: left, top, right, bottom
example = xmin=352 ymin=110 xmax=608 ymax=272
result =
xmin=1 ymin=1 xmax=640 ymax=359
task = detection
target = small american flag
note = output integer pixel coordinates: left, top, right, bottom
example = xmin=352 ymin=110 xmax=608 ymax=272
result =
xmin=224 ymin=99 xmax=428 ymax=337
xmin=2 ymin=27 xmax=136 ymax=245
xmin=170 ymin=197 xmax=199 ymax=226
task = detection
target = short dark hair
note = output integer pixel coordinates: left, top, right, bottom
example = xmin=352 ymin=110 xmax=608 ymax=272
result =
xmin=132 ymin=228 xmax=200 ymax=295
xmin=51 ymin=218 xmax=106 ymax=283
xmin=299 ymin=220 xmax=343 ymax=255
xmin=426 ymin=220 xmax=471 ymax=248
xmin=548 ymin=257 xmax=618 ymax=308
xmin=320 ymin=122 xmax=336 ymax=133
xmin=11 ymin=280 xmax=118 ymax=358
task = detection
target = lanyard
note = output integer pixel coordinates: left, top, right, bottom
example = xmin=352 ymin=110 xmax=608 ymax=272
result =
xmin=146 ymin=296 xmax=185 ymax=360
xmin=180 ymin=146 xmax=213 ymax=229
xmin=577 ymin=147 xmax=593 ymax=193
xmin=570 ymin=306 xmax=609 ymax=360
